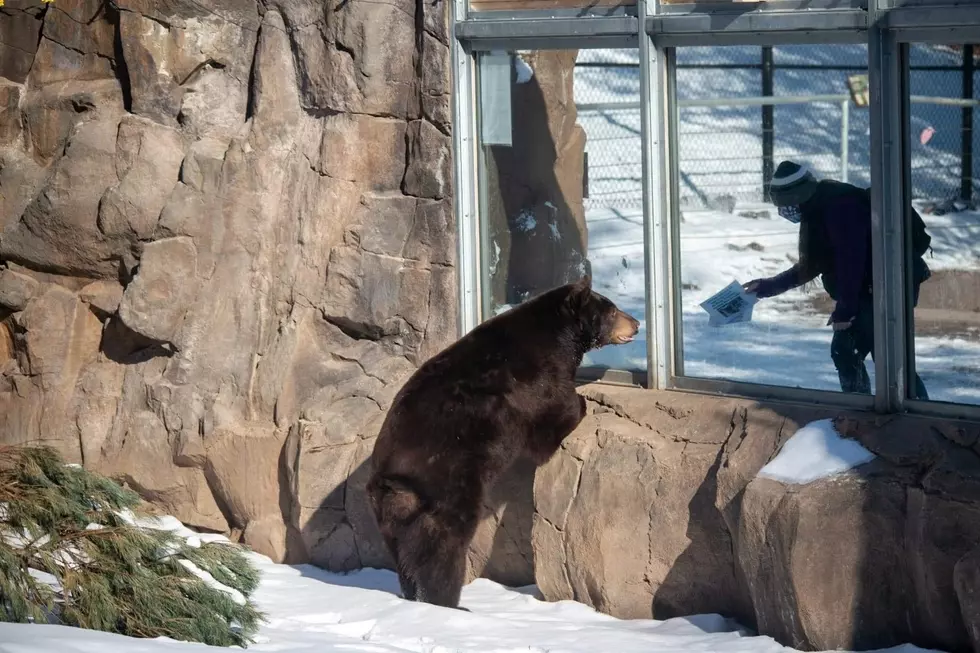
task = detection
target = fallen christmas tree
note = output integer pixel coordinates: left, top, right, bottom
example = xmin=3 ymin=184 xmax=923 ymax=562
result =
xmin=0 ymin=444 xmax=264 ymax=647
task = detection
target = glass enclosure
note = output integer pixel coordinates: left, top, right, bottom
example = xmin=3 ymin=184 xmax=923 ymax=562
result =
xmin=453 ymin=0 xmax=980 ymax=416
xmin=671 ymin=44 xmax=872 ymax=395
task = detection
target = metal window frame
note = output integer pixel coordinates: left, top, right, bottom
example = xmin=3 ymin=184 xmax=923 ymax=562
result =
xmin=455 ymin=16 xmax=639 ymax=51
xmin=450 ymin=0 xmax=980 ymax=419
xmin=465 ymin=5 xmax=637 ymax=21
xmin=867 ymin=20 xmax=907 ymax=413
xmin=654 ymin=0 xmax=867 ymax=13
xmin=452 ymin=0 xmax=482 ymax=337
xmin=640 ymin=3 xmax=674 ymax=390
xmin=658 ymin=33 xmax=876 ymax=412
xmin=894 ymin=27 xmax=980 ymax=422
xmin=882 ymin=6 xmax=980 ymax=29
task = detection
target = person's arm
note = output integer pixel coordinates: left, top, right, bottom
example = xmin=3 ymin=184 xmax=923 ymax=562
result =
xmin=748 ymin=263 xmax=818 ymax=299
xmin=823 ymin=196 xmax=871 ymax=325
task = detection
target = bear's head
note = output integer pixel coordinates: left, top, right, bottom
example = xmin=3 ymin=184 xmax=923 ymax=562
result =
xmin=561 ymin=275 xmax=640 ymax=350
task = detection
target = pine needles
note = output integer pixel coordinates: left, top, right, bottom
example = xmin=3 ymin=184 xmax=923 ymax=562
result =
xmin=0 ymin=444 xmax=265 ymax=647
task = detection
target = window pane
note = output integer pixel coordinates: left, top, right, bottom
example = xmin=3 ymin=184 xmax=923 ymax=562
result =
xmin=673 ymin=44 xmax=873 ymax=394
xmin=906 ymin=43 xmax=980 ymax=406
xmin=476 ymin=48 xmax=646 ymax=374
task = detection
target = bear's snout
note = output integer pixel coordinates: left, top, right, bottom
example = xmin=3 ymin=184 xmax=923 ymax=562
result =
xmin=610 ymin=310 xmax=640 ymax=344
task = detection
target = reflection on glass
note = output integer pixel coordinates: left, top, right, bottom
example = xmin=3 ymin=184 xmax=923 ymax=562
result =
xmin=906 ymin=43 xmax=980 ymax=406
xmin=476 ymin=48 xmax=646 ymax=373
xmin=675 ymin=44 xmax=873 ymax=394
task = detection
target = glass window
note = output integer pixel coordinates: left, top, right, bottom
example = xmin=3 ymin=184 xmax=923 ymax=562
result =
xmin=671 ymin=44 xmax=874 ymax=394
xmin=475 ymin=48 xmax=646 ymax=375
xmin=904 ymin=42 xmax=980 ymax=406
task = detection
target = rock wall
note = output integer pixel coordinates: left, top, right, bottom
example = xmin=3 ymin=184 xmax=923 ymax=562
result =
xmin=0 ymin=0 xmax=458 ymax=567
xmin=534 ymin=384 xmax=980 ymax=653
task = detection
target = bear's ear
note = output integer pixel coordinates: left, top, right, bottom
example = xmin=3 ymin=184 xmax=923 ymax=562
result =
xmin=564 ymin=274 xmax=592 ymax=311
xmin=573 ymin=273 xmax=592 ymax=290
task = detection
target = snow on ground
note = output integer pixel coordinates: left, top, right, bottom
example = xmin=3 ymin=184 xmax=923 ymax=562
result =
xmin=758 ymin=419 xmax=877 ymax=485
xmin=566 ymin=45 xmax=980 ymax=405
xmin=0 ymin=515 xmax=945 ymax=653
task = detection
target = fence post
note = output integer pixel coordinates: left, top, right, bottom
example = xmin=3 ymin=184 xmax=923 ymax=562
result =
xmin=840 ymin=99 xmax=850 ymax=183
xmin=962 ymin=44 xmax=974 ymax=201
xmin=762 ymin=46 xmax=774 ymax=199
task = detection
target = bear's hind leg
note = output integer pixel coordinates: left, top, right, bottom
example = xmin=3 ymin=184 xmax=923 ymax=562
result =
xmin=413 ymin=539 xmax=468 ymax=609
xmin=398 ymin=571 xmax=418 ymax=601
xmin=395 ymin=507 xmax=478 ymax=610
xmin=384 ymin=536 xmax=419 ymax=601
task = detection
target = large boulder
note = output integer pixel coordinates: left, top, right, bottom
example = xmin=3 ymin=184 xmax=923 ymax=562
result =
xmin=532 ymin=386 xmax=980 ymax=653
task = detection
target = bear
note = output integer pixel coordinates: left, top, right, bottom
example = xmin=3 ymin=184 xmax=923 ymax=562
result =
xmin=365 ymin=275 xmax=640 ymax=610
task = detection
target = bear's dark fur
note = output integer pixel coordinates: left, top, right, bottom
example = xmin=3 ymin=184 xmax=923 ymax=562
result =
xmin=366 ymin=275 xmax=639 ymax=609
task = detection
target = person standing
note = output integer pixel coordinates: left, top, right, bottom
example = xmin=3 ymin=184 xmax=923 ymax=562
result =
xmin=743 ymin=160 xmax=931 ymax=398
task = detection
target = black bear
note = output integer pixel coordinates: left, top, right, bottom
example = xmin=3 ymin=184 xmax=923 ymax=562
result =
xmin=366 ymin=275 xmax=640 ymax=610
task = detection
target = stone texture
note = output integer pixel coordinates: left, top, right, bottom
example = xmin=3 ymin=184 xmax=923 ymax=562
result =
xmin=1 ymin=117 xmax=128 ymax=278
xmin=531 ymin=385 xmax=980 ymax=653
xmin=954 ymin=546 xmax=980 ymax=653
xmin=0 ymin=82 xmax=24 ymax=147
xmin=31 ymin=37 xmax=115 ymax=87
xmin=118 ymin=237 xmax=198 ymax=343
xmin=42 ymin=0 xmax=116 ymax=60
xmin=0 ymin=2 xmax=45 ymax=84
xmin=0 ymin=0 xmax=456 ymax=582
xmin=79 ymin=280 xmax=124 ymax=316
xmin=404 ymin=120 xmax=451 ymax=201
xmin=98 ymin=116 xmax=186 ymax=239
xmin=0 ymin=268 xmax=39 ymax=310
xmin=202 ymin=421 xmax=287 ymax=560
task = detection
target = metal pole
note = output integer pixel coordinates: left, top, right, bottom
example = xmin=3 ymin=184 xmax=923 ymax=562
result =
xmin=841 ymin=99 xmax=850 ymax=183
xmin=762 ymin=46 xmax=775 ymax=200
xmin=868 ymin=21 xmax=908 ymax=412
xmin=450 ymin=0 xmax=482 ymax=336
xmin=962 ymin=44 xmax=975 ymax=201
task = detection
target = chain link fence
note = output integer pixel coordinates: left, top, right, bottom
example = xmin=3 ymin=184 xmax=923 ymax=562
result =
xmin=574 ymin=49 xmax=642 ymax=214
xmin=574 ymin=45 xmax=980 ymax=214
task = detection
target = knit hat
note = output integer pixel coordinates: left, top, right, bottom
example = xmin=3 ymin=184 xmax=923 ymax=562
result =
xmin=768 ymin=160 xmax=818 ymax=207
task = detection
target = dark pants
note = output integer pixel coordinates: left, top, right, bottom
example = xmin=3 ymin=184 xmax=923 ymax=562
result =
xmin=830 ymin=286 xmax=929 ymax=399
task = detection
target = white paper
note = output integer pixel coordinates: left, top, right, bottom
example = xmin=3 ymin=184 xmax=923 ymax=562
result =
xmin=699 ymin=280 xmax=758 ymax=326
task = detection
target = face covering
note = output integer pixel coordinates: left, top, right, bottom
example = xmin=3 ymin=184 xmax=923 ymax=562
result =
xmin=778 ymin=205 xmax=802 ymax=224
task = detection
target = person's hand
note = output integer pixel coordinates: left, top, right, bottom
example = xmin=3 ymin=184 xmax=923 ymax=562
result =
xmin=743 ymin=279 xmax=763 ymax=294
xmin=828 ymin=316 xmax=854 ymax=331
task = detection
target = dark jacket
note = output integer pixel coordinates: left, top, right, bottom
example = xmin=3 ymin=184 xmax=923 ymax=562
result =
xmin=755 ymin=180 xmax=872 ymax=323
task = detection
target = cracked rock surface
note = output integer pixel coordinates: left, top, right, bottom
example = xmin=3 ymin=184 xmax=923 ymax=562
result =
xmin=0 ymin=0 xmax=457 ymax=571
xmin=531 ymin=384 xmax=980 ymax=653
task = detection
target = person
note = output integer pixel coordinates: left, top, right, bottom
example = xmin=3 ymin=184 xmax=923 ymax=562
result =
xmin=743 ymin=160 xmax=931 ymax=398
